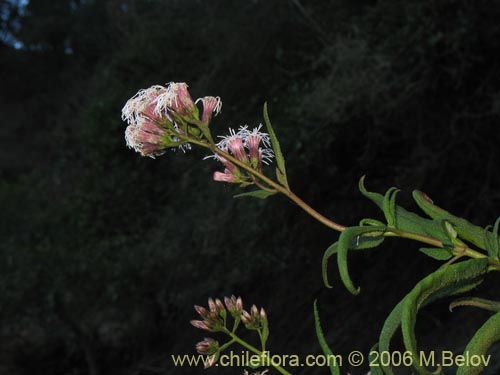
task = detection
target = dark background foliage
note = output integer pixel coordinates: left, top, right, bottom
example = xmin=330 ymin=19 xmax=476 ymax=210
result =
xmin=1 ymin=0 xmax=500 ymax=374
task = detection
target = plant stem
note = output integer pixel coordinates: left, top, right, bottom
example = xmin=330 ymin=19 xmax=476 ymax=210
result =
xmin=187 ymin=136 xmax=500 ymax=269
xmin=188 ymin=138 xmax=347 ymax=232
xmin=223 ymin=329 xmax=293 ymax=375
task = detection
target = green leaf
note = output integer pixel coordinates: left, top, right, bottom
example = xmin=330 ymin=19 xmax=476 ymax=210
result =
xmin=263 ymin=102 xmax=289 ymax=189
xmin=450 ymin=297 xmax=500 ymax=312
xmin=359 ymin=177 xmax=451 ymax=244
xmin=413 ymin=190 xmax=495 ymax=251
xmin=383 ymin=187 xmax=400 ymax=226
xmin=275 ymin=168 xmax=288 ymax=188
xmin=261 ymin=320 xmax=269 ymax=349
xmin=378 ymin=259 xmax=488 ymax=375
xmin=233 ymin=189 xmax=276 ymax=199
xmin=322 ymin=242 xmax=338 ymax=289
xmin=368 ymin=344 xmax=385 ymax=375
xmin=313 ymin=300 xmax=340 ymax=375
xmin=400 ymin=259 xmax=489 ymax=375
xmin=322 ymin=231 xmax=384 ymax=289
xmin=359 ymin=218 xmax=386 ymax=227
xmin=457 ymin=310 xmax=500 ymax=375
xmin=378 ymin=299 xmax=405 ymax=375
xmin=442 ymin=220 xmax=458 ymax=240
xmin=336 ymin=225 xmax=386 ymax=295
xmin=489 ymin=217 xmax=500 ymax=258
xmin=419 ymin=247 xmax=453 ymax=261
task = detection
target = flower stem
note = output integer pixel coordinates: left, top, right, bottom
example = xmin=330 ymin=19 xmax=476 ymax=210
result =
xmin=188 ymin=136 xmax=500 ymax=269
xmin=188 ymin=138 xmax=347 ymax=232
xmin=222 ymin=329 xmax=293 ymax=375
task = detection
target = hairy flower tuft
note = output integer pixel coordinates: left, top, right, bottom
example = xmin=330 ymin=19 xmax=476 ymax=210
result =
xmin=121 ymin=85 xmax=167 ymax=126
xmin=155 ymin=82 xmax=199 ymax=119
xmin=209 ymin=125 xmax=274 ymax=184
xmin=196 ymin=96 xmax=222 ymax=125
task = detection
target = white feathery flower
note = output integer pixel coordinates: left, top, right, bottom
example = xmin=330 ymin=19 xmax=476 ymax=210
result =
xmin=154 ymin=82 xmax=179 ymax=116
xmin=121 ymin=85 xmax=166 ymax=125
xmin=215 ymin=126 xmax=249 ymax=151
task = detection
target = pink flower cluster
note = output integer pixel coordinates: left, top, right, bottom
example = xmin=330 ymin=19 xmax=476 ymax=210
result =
xmin=121 ymin=82 xmax=221 ymax=157
xmin=190 ymin=296 xmax=268 ymax=368
xmin=211 ymin=125 xmax=274 ymax=183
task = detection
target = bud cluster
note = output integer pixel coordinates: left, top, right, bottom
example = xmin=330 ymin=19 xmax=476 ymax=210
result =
xmin=191 ymin=296 xmax=269 ymax=369
xmin=195 ymin=337 xmax=220 ymax=368
xmin=191 ymin=297 xmax=227 ymax=332
xmin=224 ymin=295 xmax=244 ymax=317
xmin=241 ymin=304 xmax=268 ymax=330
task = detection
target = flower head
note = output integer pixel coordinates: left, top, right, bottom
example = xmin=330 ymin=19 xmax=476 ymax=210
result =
xmin=196 ymin=96 xmax=222 ymax=125
xmin=224 ymin=295 xmax=243 ymax=317
xmin=122 ymin=82 xmax=226 ymax=158
xmin=209 ymin=125 xmax=274 ymax=184
xmin=195 ymin=338 xmax=220 ymax=368
xmin=124 ymin=118 xmax=175 ymax=158
xmin=195 ymin=337 xmax=219 ymax=355
xmin=155 ymin=82 xmax=199 ymax=120
xmin=121 ymin=85 xmax=168 ymax=126
xmin=241 ymin=304 xmax=267 ymax=330
xmin=191 ymin=298 xmax=226 ymax=332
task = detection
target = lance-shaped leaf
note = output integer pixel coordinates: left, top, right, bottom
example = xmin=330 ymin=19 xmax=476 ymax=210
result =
xmin=378 ymin=299 xmax=405 ymax=375
xmin=382 ymin=187 xmax=400 ymax=227
xmin=450 ymin=297 xmax=500 ymax=312
xmin=419 ymin=247 xmax=453 ymax=261
xmin=360 ymin=218 xmax=386 ymax=227
xmin=359 ymin=177 xmax=451 ymax=244
xmin=369 ymin=344 xmax=385 ymax=375
xmin=322 ymin=229 xmax=385 ymax=289
xmin=234 ymin=189 xmax=276 ymax=199
xmin=413 ymin=190 xmax=496 ymax=252
xmin=313 ymin=300 xmax=340 ymax=375
xmin=261 ymin=318 xmax=269 ymax=349
xmin=456 ymin=310 xmax=500 ymax=375
xmin=401 ymin=258 xmax=489 ymax=375
xmin=322 ymin=242 xmax=339 ymax=289
xmin=336 ymin=225 xmax=386 ymax=295
xmin=378 ymin=259 xmax=488 ymax=375
xmin=488 ymin=217 xmax=500 ymax=258
xmin=263 ymin=102 xmax=289 ymax=189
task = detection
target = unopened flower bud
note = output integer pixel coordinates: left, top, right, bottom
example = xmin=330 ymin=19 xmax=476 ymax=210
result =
xmin=195 ymin=337 xmax=219 ymax=355
xmin=224 ymin=296 xmax=235 ymax=311
xmin=190 ymin=320 xmax=212 ymax=331
xmin=251 ymin=304 xmax=259 ymax=317
xmin=224 ymin=295 xmax=243 ymax=318
xmin=213 ymin=170 xmax=238 ymax=183
xmin=241 ymin=310 xmax=252 ymax=325
xmin=236 ymin=296 xmax=243 ymax=311
xmin=208 ymin=298 xmax=217 ymax=312
xmin=260 ymin=307 xmax=267 ymax=323
xmin=215 ymin=298 xmax=225 ymax=313
xmin=194 ymin=305 xmax=209 ymax=318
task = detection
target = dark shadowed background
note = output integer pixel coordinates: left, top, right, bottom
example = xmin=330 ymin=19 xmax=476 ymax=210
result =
xmin=1 ymin=0 xmax=500 ymax=374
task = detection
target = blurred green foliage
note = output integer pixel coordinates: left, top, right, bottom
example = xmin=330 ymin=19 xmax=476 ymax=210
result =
xmin=2 ymin=0 xmax=500 ymax=374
